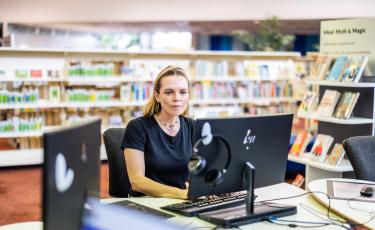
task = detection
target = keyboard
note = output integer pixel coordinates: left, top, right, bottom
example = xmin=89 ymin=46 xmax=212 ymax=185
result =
xmin=161 ymin=191 xmax=247 ymax=217
xmin=113 ymin=200 xmax=175 ymax=219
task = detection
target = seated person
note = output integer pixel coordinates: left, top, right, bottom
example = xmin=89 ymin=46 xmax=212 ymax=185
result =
xmin=121 ymin=66 xmax=193 ymax=199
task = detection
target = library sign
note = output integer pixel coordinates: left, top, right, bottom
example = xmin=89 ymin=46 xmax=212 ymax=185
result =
xmin=320 ymin=18 xmax=375 ymax=74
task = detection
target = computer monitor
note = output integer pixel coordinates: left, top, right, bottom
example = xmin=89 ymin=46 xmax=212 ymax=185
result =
xmin=42 ymin=118 xmax=101 ymax=230
xmin=188 ymin=114 xmax=293 ymax=199
xmin=188 ymin=114 xmax=296 ymax=227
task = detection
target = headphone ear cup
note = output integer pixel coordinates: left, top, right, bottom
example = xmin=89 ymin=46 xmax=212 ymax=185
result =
xmin=188 ymin=155 xmax=206 ymax=176
xmin=205 ymin=169 xmax=223 ymax=186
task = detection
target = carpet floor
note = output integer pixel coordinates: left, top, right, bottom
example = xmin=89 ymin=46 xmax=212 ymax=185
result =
xmin=0 ymin=163 xmax=109 ymax=226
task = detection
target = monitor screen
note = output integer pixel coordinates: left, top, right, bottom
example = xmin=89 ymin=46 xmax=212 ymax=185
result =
xmin=42 ymin=118 xmax=101 ymax=230
xmin=188 ymin=114 xmax=293 ymax=199
xmin=81 ymin=198 xmax=179 ymax=230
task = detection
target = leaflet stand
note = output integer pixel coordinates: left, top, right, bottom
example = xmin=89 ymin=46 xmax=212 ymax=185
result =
xmin=198 ymin=162 xmax=297 ymax=228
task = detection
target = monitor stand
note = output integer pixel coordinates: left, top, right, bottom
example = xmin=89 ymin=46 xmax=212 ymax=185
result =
xmin=198 ymin=162 xmax=297 ymax=228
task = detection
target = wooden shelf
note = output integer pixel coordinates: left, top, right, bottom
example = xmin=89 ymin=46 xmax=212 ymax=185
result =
xmin=288 ymin=154 xmax=353 ymax=172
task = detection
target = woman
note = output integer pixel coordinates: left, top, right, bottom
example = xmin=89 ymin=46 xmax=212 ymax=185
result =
xmin=121 ymin=65 xmax=193 ymax=199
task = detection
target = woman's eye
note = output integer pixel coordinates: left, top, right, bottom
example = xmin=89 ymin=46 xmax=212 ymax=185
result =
xmin=165 ymin=91 xmax=172 ymax=95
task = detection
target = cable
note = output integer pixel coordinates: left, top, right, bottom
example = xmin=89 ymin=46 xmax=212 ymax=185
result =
xmin=256 ymin=190 xmax=375 ymax=229
xmin=266 ymin=218 xmax=330 ymax=228
xmin=255 ymin=191 xmax=355 ymax=227
xmin=299 ymin=203 xmax=350 ymax=230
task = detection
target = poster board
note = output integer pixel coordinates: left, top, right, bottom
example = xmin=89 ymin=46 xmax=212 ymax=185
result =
xmin=320 ymin=18 xmax=375 ymax=75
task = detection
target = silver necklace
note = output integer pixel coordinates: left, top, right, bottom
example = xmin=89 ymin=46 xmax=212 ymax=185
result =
xmin=156 ymin=115 xmax=179 ymax=134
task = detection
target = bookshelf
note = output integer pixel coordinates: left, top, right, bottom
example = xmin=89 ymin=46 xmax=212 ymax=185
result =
xmin=290 ymin=80 xmax=375 ymax=184
xmin=0 ymin=48 xmax=301 ymax=167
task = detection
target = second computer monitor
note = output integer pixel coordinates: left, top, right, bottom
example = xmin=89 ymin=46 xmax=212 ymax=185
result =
xmin=43 ymin=118 xmax=101 ymax=230
xmin=188 ymin=114 xmax=293 ymax=199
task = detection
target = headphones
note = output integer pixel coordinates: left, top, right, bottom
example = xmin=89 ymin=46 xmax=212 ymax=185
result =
xmin=188 ymin=134 xmax=231 ymax=186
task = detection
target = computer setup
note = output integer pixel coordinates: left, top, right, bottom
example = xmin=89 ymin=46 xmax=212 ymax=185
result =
xmin=42 ymin=118 xmax=101 ymax=230
xmin=161 ymin=114 xmax=297 ymax=227
xmin=42 ymin=114 xmax=296 ymax=229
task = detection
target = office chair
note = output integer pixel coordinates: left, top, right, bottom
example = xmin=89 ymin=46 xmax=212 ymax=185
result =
xmin=343 ymin=136 xmax=375 ymax=182
xmin=103 ymin=128 xmax=130 ymax=197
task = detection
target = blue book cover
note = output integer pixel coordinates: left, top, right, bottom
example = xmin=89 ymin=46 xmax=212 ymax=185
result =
xmin=341 ymin=56 xmax=368 ymax=83
xmin=326 ymin=56 xmax=349 ymax=81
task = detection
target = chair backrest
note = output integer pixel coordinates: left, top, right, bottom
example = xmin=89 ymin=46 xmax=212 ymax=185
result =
xmin=343 ymin=136 xmax=375 ymax=182
xmin=103 ymin=128 xmax=130 ymax=197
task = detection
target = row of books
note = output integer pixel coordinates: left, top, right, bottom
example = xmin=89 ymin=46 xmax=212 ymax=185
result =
xmin=66 ymin=59 xmax=296 ymax=79
xmin=195 ymin=60 xmax=295 ymax=79
xmin=289 ymin=132 xmax=347 ymax=167
xmin=189 ymin=103 xmax=296 ymax=118
xmin=191 ymin=82 xmax=293 ymax=100
xmin=66 ymin=89 xmax=116 ymax=102
xmin=298 ymin=89 xmax=360 ymax=119
xmin=6 ymin=137 xmax=42 ymax=149
xmin=245 ymin=104 xmax=296 ymax=115
xmin=310 ymin=55 xmax=368 ymax=83
xmin=0 ymin=68 xmax=61 ymax=79
xmin=0 ymin=116 xmax=43 ymax=133
xmin=0 ymin=88 xmax=39 ymax=104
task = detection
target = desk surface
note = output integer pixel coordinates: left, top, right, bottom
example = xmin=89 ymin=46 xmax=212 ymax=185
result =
xmin=0 ymin=182 xmax=350 ymax=230
xmin=307 ymin=178 xmax=375 ymax=230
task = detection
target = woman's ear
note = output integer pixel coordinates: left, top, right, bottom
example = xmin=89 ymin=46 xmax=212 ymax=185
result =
xmin=154 ymin=91 xmax=160 ymax=102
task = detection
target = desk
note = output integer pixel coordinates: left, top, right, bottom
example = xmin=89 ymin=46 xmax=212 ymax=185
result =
xmin=0 ymin=182 xmax=348 ymax=230
xmin=307 ymin=178 xmax=375 ymax=230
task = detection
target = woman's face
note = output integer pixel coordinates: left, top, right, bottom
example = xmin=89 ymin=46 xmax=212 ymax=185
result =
xmin=155 ymin=75 xmax=189 ymax=117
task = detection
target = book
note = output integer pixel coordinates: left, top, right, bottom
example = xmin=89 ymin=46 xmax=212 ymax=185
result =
xmin=340 ymin=56 xmax=368 ymax=83
xmin=49 ymin=86 xmax=61 ymax=103
xmin=120 ymin=84 xmax=132 ymax=101
xmin=289 ymin=131 xmax=312 ymax=156
xmin=297 ymin=91 xmax=319 ymax=116
xmin=316 ymin=89 xmax=342 ymax=117
xmin=244 ymin=63 xmax=259 ymax=78
xmin=258 ymin=65 xmax=270 ymax=79
xmin=310 ymin=55 xmax=333 ymax=80
xmin=310 ymin=134 xmax=334 ymax=162
xmin=291 ymin=174 xmax=305 ymax=188
xmin=324 ymin=143 xmax=346 ymax=166
xmin=334 ymin=91 xmax=360 ymax=119
xmin=326 ymin=56 xmax=349 ymax=81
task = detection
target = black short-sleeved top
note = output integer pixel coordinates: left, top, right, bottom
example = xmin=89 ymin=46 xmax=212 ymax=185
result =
xmin=121 ymin=115 xmax=194 ymax=191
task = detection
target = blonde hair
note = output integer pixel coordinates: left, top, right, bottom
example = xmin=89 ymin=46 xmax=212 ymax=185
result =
xmin=143 ymin=65 xmax=190 ymax=117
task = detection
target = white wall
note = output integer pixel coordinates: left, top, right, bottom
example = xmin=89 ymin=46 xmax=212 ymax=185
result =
xmin=0 ymin=0 xmax=374 ymax=23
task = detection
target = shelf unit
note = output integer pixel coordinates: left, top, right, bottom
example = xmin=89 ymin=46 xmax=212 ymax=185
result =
xmin=289 ymin=80 xmax=375 ymax=184
xmin=0 ymin=48 xmax=301 ymax=167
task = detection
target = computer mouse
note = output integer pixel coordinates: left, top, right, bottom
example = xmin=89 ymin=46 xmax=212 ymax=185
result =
xmin=360 ymin=186 xmax=374 ymax=197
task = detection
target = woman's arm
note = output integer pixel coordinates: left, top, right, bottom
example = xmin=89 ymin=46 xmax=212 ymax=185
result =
xmin=124 ymin=148 xmax=188 ymax=199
